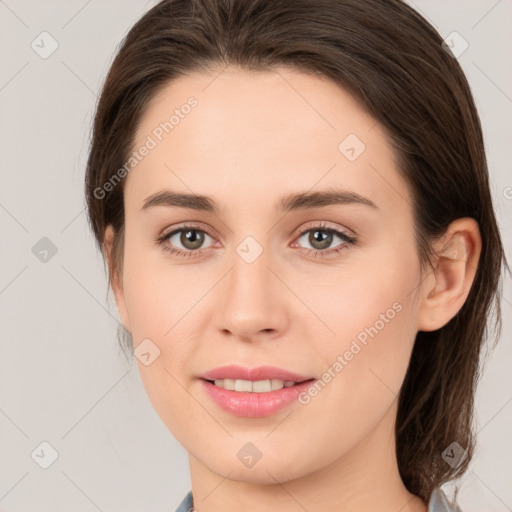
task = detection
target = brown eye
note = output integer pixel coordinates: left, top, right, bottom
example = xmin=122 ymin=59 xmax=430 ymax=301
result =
xmin=306 ymin=229 xmax=335 ymax=250
xmin=178 ymin=229 xmax=205 ymax=250
xmin=158 ymin=226 xmax=215 ymax=256
xmin=295 ymin=226 xmax=356 ymax=254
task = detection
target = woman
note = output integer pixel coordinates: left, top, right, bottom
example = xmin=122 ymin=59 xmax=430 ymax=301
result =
xmin=85 ymin=0 xmax=508 ymax=510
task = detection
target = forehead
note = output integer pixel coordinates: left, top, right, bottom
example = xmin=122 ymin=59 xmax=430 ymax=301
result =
xmin=127 ymin=66 xmax=410 ymax=218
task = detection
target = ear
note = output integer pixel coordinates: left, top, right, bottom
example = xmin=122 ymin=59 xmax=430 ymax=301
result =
xmin=417 ymin=218 xmax=482 ymax=332
xmin=104 ymin=225 xmax=131 ymax=333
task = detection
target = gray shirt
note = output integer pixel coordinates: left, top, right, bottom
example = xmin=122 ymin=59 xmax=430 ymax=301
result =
xmin=174 ymin=487 xmax=462 ymax=511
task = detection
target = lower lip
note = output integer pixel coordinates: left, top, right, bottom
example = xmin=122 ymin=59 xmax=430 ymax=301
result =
xmin=200 ymin=379 xmax=316 ymax=417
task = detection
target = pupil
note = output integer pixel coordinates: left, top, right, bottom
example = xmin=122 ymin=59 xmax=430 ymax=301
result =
xmin=311 ymin=230 xmax=331 ymax=249
xmin=182 ymin=230 xmax=203 ymax=249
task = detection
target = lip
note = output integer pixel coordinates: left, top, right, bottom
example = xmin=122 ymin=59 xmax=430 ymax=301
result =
xmin=200 ymin=365 xmax=314 ymax=382
xmin=199 ymin=365 xmax=316 ymax=418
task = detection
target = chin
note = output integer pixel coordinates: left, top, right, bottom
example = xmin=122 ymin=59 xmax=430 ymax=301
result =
xmin=196 ymin=447 xmax=313 ymax=485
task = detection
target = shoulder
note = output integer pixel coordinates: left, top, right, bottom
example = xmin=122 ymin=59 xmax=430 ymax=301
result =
xmin=174 ymin=490 xmax=194 ymax=512
xmin=428 ymin=488 xmax=463 ymax=512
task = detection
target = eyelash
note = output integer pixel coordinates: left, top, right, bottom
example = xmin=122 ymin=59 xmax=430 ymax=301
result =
xmin=155 ymin=222 xmax=357 ymax=259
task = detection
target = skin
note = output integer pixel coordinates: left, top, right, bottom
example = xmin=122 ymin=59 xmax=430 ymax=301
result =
xmin=104 ymin=66 xmax=481 ymax=512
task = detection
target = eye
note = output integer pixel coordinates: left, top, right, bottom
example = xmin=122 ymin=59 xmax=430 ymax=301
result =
xmin=156 ymin=222 xmax=357 ymax=259
xmin=156 ymin=224 xmax=215 ymax=258
xmin=292 ymin=222 xmax=357 ymax=257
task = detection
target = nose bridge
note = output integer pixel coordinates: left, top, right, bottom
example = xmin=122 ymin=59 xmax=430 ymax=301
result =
xmin=229 ymin=238 xmax=275 ymax=310
xmin=215 ymin=234 xmax=287 ymax=339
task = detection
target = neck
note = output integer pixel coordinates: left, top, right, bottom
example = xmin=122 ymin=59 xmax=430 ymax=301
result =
xmin=187 ymin=400 xmax=427 ymax=512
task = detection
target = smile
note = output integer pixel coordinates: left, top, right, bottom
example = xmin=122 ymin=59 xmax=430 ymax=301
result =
xmin=209 ymin=378 xmax=301 ymax=392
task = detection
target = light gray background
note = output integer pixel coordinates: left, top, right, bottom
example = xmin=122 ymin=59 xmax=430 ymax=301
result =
xmin=0 ymin=1 xmax=511 ymax=511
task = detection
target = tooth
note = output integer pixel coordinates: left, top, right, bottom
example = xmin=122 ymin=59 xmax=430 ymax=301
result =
xmin=212 ymin=378 xmax=294 ymax=392
xmin=223 ymin=378 xmax=236 ymax=390
xmin=271 ymin=379 xmax=284 ymax=390
xmin=252 ymin=379 xmax=272 ymax=393
xmin=235 ymin=379 xmax=253 ymax=392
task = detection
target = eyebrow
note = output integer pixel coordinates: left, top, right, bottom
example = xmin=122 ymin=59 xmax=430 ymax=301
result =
xmin=141 ymin=188 xmax=379 ymax=214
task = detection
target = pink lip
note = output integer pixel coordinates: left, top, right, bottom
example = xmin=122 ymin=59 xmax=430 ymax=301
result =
xmin=200 ymin=365 xmax=313 ymax=382
xmin=199 ymin=365 xmax=316 ymax=418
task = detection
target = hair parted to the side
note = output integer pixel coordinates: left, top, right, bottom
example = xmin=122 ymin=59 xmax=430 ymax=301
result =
xmin=84 ymin=0 xmax=508 ymax=501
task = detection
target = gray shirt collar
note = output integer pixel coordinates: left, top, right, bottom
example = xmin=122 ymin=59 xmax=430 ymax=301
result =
xmin=174 ymin=488 xmax=461 ymax=511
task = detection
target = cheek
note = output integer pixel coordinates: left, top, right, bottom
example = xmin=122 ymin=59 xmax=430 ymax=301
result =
xmin=121 ymin=242 xmax=204 ymax=340
xmin=122 ymin=258 xmax=203 ymax=442
xmin=119 ymin=240 xmax=224 ymax=413
xmin=300 ymin=253 xmax=418 ymax=354
xmin=303 ymin=242 xmax=421 ymax=399
xmin=286 ymin=262 xmax=420 ymax=462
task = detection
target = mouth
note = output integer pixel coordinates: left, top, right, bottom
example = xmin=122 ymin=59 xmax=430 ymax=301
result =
xmin=199 ymin=364 xmax=314 ymax=384
xmin=198 ymin=365 xmax=317 ymax=417
xmin=200 ymin=378 xmax=317 ymax=417
xmin=202 ymin=377 xmax=314 ymax=393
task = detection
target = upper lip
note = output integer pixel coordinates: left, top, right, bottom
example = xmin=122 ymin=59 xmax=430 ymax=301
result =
xmin=200 ymin=365 xmax=314 ymax=383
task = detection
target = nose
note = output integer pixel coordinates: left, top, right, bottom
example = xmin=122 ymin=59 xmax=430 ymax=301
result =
xmin=214 ymin=245 xmax=290 ymax=342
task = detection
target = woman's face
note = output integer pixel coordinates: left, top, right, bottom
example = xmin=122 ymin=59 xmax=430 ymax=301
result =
xmin=111 ymin=66 xmax=426 ymax=483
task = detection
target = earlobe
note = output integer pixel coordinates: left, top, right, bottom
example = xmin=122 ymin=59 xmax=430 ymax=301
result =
xmin=417 ymin=218 xmax=481 ymax=332
xmin=103 ymin=225 xmax=131 ymax=333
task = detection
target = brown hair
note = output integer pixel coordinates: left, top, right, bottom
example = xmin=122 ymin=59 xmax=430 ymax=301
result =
xmin=84 ymin=0 xmax=508 ymax=501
